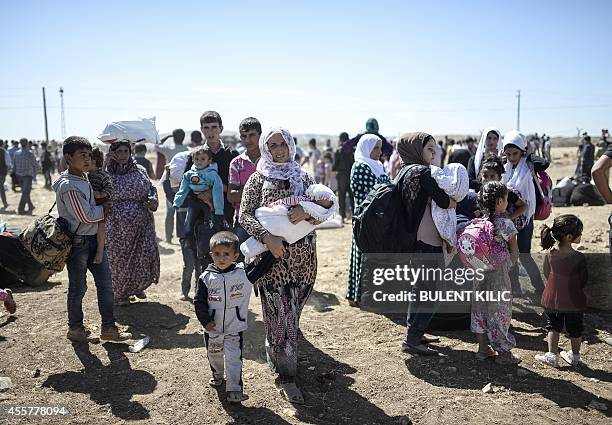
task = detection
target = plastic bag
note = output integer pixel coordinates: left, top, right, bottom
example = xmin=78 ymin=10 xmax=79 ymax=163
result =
xmin=98 ymin=117 xmax=160 ymax=145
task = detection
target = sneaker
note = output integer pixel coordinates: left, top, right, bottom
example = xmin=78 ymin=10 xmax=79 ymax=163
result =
xmin=535 ymin=352 xmax=559 ymax=367
xmin=401 ymin=343 xmax=439 ymax=356
xmin=560 ymin=350 xmax=580 ymax=366
xmin=209 ymin=376 xmax=224 ymax=387
xmin=178 ymin=294 xmax=191 ymax=302
xmin=495 ymin=351 xmax=522 ymax=365
xmin=100 ymin=325 xmax=132 ymax=342
xmin=134 ymin=292 xmax=147 ymax=300
xmin=67 ymin=326 xmax=99 ymax=343
xmin=3 ymin=289 xmax=16 ymax=314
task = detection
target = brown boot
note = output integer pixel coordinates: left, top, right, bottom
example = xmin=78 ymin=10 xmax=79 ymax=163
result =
xmin=100 ymin=325 xmax=132 ymax=342
xmin=67 ymin=326 xmax=99 ymax=343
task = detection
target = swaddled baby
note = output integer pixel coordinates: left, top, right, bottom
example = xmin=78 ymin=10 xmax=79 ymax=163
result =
xmin=430 ymin=163 xmax=469 ymax=264
xmin=240 ymin=184 xmax=337 ymax=261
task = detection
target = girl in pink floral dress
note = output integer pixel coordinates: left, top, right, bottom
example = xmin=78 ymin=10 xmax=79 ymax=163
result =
xmin=105 ymin=142 xmax=160 ymax=306
xmin=471 ymin=181 xmax=520 ymax=365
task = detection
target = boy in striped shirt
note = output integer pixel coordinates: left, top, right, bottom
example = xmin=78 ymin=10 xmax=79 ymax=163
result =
xmin=53 ymin=136 xmax=129 ymax=343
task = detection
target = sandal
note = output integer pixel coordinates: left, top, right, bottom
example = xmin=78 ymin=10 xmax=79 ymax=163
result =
xmin=3 ymin=289 xmax=16 ymax=314
xmin=495 ymin=351 xmax=522 ymax=365
xmin=278 ymin=382 xmax=304 ymax=405
xmin=209 ymin=376 xmax=224 ymax=387
xmin=227 ymin=391 xmax=249 ymax=403
xmin=475 ymin=346 xmax=497 ymax=361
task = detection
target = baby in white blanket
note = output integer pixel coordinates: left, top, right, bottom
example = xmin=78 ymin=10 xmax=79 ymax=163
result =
xmin=430 ymin=163 xmax=469 ymax=264
xmin=241 ymin=184 xmax=338 ymax=261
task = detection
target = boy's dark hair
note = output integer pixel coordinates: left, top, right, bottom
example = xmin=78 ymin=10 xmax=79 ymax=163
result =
xmin=210 ymin=231 xmax=239 ymax=253
xmin=134 ymin=144 xmax=147 ymax=154
xmin=239 ymin=117 xmax=262 ymax=135
xmin=191 ymin=130 xmax=203 ymax=145
xmin=339 ymin=132 xmax=349 ymax=142
xmin=309 ymin=138 xmax=317 ymax=147
xmin=477 ymin=181 xmax=508 ymax=222
xmin=63 ymin=136 xmax=92 ymax=155
xmin=200 ymin=111 xmax=222 ymax=127
xmin=191 ymin=145 xmax=213 ymax=160
xmin=541 ymin=214 xmax=583 ymax=250
xmin=480 ymin=154 xmax=505 ymax=178
xmin=323 ymin=152 xmax=333 ymax=161
xmin=172 ymin=129 xmax=185 ymax=144
xmin=91 ymin=147 xmax=104 ymax=168
xmin=19 ymin=138 xmax=28 ymax=147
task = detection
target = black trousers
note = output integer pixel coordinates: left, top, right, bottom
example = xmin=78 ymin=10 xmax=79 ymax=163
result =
xmin=336 ymin=173 xmax=353 ymax=219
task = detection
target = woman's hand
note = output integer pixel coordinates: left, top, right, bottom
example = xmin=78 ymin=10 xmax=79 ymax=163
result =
xmin=263 ymin=233 xmax=286 ymax=259
xmin=448 ymin=199 xmax=457 ymax=209
xmin=287 ymin=205 xmax=311 ymax=224
xmin=145 ymin=198 xmax=158 ymax=212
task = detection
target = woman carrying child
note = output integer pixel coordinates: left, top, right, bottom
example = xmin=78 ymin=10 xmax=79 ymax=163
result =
xmin=396 ymin=132 xmax=456 ymax=356
xmin=346 ymin=134 xmax=390 ymax=306
xmin=105 ymin=142 xmax=160 ymax=306
xmin=470 ymin=181 xmax=521 ymax=364
xmin=239 ymin=127 xmax=324 ymax=405
xmin=535 ymin=215 xmax=587 ymax=367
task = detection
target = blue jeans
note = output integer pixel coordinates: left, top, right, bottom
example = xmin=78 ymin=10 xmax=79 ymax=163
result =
xmin=510 ymin=218 xmax=544 ymax=294
xmin=17 ymin=175 xmax=34 ymax=212
xmin=66 ymin=235 xmax=115 ymax=329
xmin=177 ymin=210 xmax=201 ymax=296
xmin=405 ymin=241 xmax=443 ymax=346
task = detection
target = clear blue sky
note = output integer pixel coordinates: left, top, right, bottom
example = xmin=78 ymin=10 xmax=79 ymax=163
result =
xmin=1 ymin=0 xmax=611 ymax=142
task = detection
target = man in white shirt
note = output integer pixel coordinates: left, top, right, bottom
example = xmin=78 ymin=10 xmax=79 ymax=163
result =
xmin=155 ymin=129 xmax=190 ymax=243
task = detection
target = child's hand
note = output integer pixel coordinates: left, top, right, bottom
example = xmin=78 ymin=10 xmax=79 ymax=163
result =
xmin=102 ymin=201 xmax=113 ymax=216
xmin=205 ymin=321 xmax=216 ymax=332
xmin=448 ymin=199 xmax=457 ymax=209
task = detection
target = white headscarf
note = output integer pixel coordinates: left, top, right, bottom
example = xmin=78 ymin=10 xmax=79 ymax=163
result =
xmin=501 ymin=131 xmax=536 ymax=219
xmin=474 ymin=127 xmax=502 ymax=174
xmin=257 ymin=127 xmax=306 ymax=196
xmin=355 ymin=134 xmax=385 ymax=178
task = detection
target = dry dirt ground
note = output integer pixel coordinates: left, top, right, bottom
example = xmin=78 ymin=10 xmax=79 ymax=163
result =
xmin=0 ymin=147 xmax=610 ymax=425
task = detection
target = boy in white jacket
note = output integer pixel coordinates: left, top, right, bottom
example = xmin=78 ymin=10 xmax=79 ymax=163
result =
xmin=194 ymin=231 xmax=253 ymax=403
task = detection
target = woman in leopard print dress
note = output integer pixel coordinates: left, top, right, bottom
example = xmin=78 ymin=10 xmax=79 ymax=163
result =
xmin=239 ymin=127 xmax=325 ymax=405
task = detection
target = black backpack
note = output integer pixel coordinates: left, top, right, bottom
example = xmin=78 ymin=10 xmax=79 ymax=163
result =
xmin=352 ymin=165 xmax=415 ymax=253
xmin=570 ymin=183 xmax=605 ymax=206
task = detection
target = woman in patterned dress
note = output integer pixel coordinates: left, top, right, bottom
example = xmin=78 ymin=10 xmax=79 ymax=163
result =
xmin=105 ymin=142 xmax=160 ymax=306
xmin=346 ymin=134 xmax=390 ymax=306
xmin=239 ymin=127 xmax=328 ymax=405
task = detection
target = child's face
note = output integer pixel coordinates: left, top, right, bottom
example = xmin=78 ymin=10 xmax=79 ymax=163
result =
xmin=193 ymin=152 xmax=212 ymax=169
xmin=421 ymin=139 xmax=436 ymax=165
xmin=481 ymin=169 xmax=501 ymax=184
xmin=65 ymin=148 xmax=92 ymax=174
xmin=201 ymin=122 xmax=223 ymax=144
xmin=267 ymin=133 xmax=290 ymax=163
xmin=485 ymin=132 xmax=499 ymax=153
xmin=210 ymin=244 xmax=239 ymax=270
xmin=504 ymin=147 xmax=523 ymax=166
xmin=495 ymin=193 xmax=508 ymax=213
xmin=240 ymin=129 xmax=261 ymax=154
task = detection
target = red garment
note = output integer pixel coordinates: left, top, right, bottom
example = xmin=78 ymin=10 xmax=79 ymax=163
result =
xmin=541 ymin=249 xmax=588 ymax=311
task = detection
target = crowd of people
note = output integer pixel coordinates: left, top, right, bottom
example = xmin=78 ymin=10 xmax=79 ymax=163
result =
xmin=1 ymin=113 xmax=611 ymax=406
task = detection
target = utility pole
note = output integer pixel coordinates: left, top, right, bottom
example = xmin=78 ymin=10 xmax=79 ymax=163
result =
xmin=516 ymin=89 xmax=521 ymax=131
xmin=42 ymin=87 xmax=49 ymax=143
xmin=59 ymin=87 xmax=66 ymax=139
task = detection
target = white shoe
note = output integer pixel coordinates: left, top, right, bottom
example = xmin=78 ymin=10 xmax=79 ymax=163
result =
xmin=560 ymin=350 xmax=580 ymax=366
xmin=535 ymin=352 xmax=559 ymax=367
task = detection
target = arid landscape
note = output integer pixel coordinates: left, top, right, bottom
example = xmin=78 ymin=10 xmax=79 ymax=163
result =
xmin=0 ymin=146 xmax=610 ymax=425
